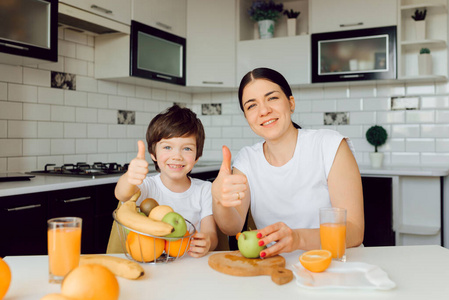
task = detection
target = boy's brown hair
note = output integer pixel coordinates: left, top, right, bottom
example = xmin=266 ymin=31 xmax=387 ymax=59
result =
xmin=146 ymin=105 xmax=205 ymax=172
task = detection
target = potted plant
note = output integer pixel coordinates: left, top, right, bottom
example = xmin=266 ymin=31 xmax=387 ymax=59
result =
xmin=248 ymin=0 xmax=284 ymax=39
xmin=412 ymin=9 xmax=427 ymax=40
xmin=366 ymin=125 xmax=388 ymax=168
xmin=418 ymin=47 xmax=432 ymax=76
xmin=283 ymin=9 xmax=300 ymax=37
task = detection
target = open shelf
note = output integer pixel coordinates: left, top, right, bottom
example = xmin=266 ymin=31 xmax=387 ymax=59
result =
xmin=401 ymin=39 xmax=446 ymax=46
xmin=401 ymin=3 xmax=446 ymax=11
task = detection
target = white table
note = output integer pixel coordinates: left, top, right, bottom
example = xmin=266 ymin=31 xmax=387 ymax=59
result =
xmin=4 ymin=245 xmax=449 ymax=300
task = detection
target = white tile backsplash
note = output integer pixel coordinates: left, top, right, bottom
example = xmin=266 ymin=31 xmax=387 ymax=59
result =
xmin=2 ymin=29 xmax=449 ymax=172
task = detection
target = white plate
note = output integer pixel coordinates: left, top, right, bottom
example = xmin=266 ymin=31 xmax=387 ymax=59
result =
xmin=292 ymin=261 xmax=396 ymax=290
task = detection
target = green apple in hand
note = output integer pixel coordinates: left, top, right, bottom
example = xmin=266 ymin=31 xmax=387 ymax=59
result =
xmin=238 ymin=231 xmax=267 ymax=258
xmin=162 ymin=212 xmax=187 ymax=238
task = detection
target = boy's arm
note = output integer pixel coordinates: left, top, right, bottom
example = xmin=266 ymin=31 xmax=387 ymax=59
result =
xmin=200 ymin=215 xmax=218 ymax=251
xmin=114 ymin=140 xmax=149 ymax=202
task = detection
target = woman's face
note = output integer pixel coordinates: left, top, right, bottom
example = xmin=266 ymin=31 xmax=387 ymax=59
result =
xmin=241 ymin=79 xmax=295 ymax=141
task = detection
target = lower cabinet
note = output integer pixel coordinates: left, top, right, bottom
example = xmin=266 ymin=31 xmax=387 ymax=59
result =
xmin=0 ymin=183 xmax=118 ymax=257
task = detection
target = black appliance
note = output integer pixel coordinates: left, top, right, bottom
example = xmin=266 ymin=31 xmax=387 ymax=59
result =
xmin=130 ymin=20 xmax=186 ymax=86
xmin=0 ymin=0 xmax=58 ymax=64
xmin=311 ymin=26 xmax=397 ymax=83
xmin=28 ymin=162 xmax=128 ymax=178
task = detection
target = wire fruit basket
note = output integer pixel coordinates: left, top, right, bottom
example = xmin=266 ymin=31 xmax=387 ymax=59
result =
xmin=112 ymin=209 xmax=196 ymax=263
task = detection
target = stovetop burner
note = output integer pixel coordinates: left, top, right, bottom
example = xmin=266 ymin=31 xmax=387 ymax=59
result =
xmin=28 ymin=162 xmax=128 ymax=178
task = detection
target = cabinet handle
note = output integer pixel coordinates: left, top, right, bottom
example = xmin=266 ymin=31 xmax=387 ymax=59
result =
xmin=63 ymin=196 xmax=91 ymax=203
xmin=91 ymin=4 xmax=112 ymax=14
xmin=202 ymin=81 xmax=224 ymax=85
xmin=339 ymin=22 xmax=363 ymax=28
xmin=156 ymin=22 xmax=172 ymax=31
xmin=6 ymin=204 xmax=41 ymax=211
xmin=0 ymin=42 xmax=28 ymax=51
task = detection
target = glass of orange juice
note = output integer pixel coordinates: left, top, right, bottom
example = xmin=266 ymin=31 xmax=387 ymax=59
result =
xmin=319 ymin=207 xmax=346 ymax=262
xmin=47 ymin=217 xmax=82 ymax=283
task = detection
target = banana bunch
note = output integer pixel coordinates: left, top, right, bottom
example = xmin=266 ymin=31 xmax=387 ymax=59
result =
xmin=79 ymin=255 xmax=144 ymax=280
xmin=116 ymin=191 xmax=174 ymax=237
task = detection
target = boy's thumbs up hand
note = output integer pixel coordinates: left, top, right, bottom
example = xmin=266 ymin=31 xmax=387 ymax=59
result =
xmin=212 ymin=146 xmax=248 ymax=207
xmin=127 ymin=140 xmax=149 ymax=186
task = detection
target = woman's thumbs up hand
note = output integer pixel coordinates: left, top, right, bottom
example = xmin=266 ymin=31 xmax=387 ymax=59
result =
xmin=126 ymin=140 xmax=149 ymax=186
xmin=212 ymin=146 xmax=248 ymax=207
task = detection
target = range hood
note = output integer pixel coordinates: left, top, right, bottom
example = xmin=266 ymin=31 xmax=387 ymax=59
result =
xmin=58 ymin=3 xmax=129 ymax=35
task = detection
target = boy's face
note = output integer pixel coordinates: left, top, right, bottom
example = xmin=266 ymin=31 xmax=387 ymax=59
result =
xmin=150 ymin=135 xmax=198 ymax=181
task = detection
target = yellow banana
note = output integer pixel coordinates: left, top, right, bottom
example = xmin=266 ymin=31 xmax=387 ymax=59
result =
xmin=79 ymin=255 xmax=145 ymax=280
xmin=116 ymin=196 xmax=174 ymax=237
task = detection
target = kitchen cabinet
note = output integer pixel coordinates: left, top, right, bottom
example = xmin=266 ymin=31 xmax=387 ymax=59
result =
xmin=237 ymin=35 xmax=310 ymax=85
xmin=398 ymin=0 xmax=448 ymax=80
xmin=310 ymin=0 xmax=397 ymax=34
xmin=186 ymin=0 xmax=236 ymax=88
xmin=0 ymin=193 xmax=48 ymax=257
xmin=60 ymin=0 xmax=131 ymax=25
xmin=0 ymin=184 xmax=117 ymax=257
xmin=132 ymin=0 xmax=187 ymax=38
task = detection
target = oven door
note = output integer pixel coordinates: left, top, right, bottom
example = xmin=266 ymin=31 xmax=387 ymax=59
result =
xmin=311 ymin=26 xmax=397 ymax=83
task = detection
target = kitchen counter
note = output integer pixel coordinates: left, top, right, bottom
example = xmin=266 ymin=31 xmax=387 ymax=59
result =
xmin=4 ymin=245 xmax=449 ymax=299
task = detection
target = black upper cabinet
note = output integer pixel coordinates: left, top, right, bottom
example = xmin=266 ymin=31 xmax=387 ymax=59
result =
xmin=0 ymin=0 xmax=58 ymax=65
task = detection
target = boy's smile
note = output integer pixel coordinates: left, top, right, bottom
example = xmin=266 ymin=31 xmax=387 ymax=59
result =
xmin=151 ymin=135 xmax=198 ymax=191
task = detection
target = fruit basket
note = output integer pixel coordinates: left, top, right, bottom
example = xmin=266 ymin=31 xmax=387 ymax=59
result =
xmin=112 ymin=209 xmax=196 ymax=264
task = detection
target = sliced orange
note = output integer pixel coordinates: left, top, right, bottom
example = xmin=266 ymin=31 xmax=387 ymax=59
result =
xmin=299 ymin=250 xmax=332 ymax=273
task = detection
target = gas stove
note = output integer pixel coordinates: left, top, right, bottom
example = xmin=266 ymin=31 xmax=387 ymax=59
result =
xmin=28 ymin=162 xmax=128 ymax=178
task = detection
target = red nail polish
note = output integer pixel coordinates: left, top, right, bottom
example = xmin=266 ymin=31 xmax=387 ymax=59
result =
xmin=258 ymin=240 xmax=264 ymax=246
xmin=260 ymin=252 xmax=266 ymax=258
xmin=256 ymin=232 xmax=262 ymax=238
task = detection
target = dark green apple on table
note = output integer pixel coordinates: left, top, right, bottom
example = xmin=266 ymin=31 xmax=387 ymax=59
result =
xmin=238 ymin=231 xmax=267 ymax=258
xmin=162 ymin=212 xmax=187 ymax=238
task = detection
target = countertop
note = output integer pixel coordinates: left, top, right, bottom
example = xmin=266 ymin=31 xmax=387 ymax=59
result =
xmin=2 ymin=163 xmax=449 ymax=198
xmin=4 ymin=245 xmax=449 ymax=299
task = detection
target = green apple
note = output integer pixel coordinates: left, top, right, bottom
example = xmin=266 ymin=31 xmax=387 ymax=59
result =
xmin=238 ymin=231 xmax=267 ymax=259
xmin=162 ymin=212 xmax=187 ymax=238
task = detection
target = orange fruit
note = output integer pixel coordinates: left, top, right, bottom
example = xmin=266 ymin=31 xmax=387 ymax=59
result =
xmin=126 ymin=231 xmax=165 ymax=262
xmin=236 ymin=232 xmax=241 ymax=240
xmin=165 ymin=232 xmax=191 ymax=257
xmin=0 ymin=258 xmax=11 ymax=300
xmin=61 ymin=264 xmax=119 ymax=300
xmin=299 ymin=250 xmax=332 ymax=273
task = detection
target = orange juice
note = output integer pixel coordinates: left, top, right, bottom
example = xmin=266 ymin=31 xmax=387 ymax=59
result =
xmin=320 ymin=222 xmax=346 ymax=259
xmin=48 ymin=227 xmax=81 ymax=277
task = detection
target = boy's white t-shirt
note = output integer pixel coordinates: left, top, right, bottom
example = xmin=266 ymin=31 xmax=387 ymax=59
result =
xmin=136 ymin=174 xmax=212 ymax=232
xmin=233 ymin=129 xmax=354 ymax=230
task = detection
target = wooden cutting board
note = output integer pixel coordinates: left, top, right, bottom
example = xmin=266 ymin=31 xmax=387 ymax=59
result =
xmin=208 ymin=251 xmax=293 ymax=285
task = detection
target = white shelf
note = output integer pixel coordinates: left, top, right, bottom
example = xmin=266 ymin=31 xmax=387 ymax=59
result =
xmin=401 ymin=3 xmax=446 ymax=11
xmin=398 ymin=224 xmax=440 ymax=235
xmin=401 ymin=39 xmax=447 ymax=46
xmin=398 ymin=75 xmax=448 ymax=82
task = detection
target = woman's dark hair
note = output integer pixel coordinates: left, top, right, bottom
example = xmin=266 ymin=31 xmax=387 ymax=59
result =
xmin=146 ymin=105 xmax=205 ymax=172
xmin=238 ymin=67 xmax=300 ymax=129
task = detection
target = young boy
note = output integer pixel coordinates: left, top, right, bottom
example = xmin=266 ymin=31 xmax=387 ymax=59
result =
xmin=115 ymin=105 xmax=218 ymax=257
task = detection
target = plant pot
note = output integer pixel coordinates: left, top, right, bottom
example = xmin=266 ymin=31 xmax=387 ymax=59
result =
xmin=369 ymin=152 xmax=384 ymax=168
xmin=287 ymin=18 xmax=296 ymax=37
xmin=258 ymin=19 xmax=275 ymax=39
xmin=418 ymin=53 xmax=432 ymax=76
xmin=414 ymin=20 xmax=426 ymax=40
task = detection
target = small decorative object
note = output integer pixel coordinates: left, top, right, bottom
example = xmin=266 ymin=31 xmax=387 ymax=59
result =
xmin=248 ymin=0 xmax=283 ymax=39
xmin=412 ymin=9 xmax=427 ymax=40
xmin=366 ymin=125 xmax=388 ymax=168
xmin=418 ymin=47 xmax=432 ymax=76
xmin=283 ymin=9 xmax=300 ymax=37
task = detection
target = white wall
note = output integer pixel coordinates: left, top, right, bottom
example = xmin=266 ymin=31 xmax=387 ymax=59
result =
xmin=1 ymin=28 xmax=449 ymax=172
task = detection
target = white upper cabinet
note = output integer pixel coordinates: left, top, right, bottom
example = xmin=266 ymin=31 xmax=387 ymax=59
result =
xmin=186 ymin=0 xmax=236 ymax=88
xmin=60 ymin=0 xmax=131 ymax=25
xmin=132 ymin=0 xmax=187 ymax=38
xmin=310 ymin=0 xmax=397 ymax=33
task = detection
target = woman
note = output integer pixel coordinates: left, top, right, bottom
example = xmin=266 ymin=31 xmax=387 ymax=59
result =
xmin=212 ymin=68 xmax=364 ymax=258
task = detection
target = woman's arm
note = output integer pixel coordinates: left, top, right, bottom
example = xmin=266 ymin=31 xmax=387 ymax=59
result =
xmin=327 ymin=139 xmax=365 ymax=248
xmin=212 ymin=146 xmax=250 ymax=236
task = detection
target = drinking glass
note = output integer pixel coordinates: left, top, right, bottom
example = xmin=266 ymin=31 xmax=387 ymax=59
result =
xmin=47 ymin=217 xmax=82 ymax=283
xmin=319 ymin=207 xmax=346 ymax=262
